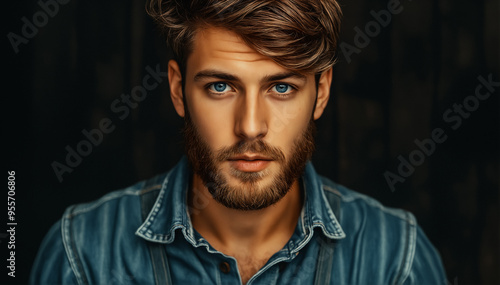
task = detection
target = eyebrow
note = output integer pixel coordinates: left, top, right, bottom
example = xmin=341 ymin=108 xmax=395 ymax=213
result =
xmin=193 ymin=69 xmax=307 ymax=84
xmin=262 ymin=72 xmax=307 ymax=83
xmin=194 ymin=70 xmax=239 ymax=82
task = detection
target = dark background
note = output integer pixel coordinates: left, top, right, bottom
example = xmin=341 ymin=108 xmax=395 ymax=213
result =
xmin=4 ymin=0 xmax=499 ymax=284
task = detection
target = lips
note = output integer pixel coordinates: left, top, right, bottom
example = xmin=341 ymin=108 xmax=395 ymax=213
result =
xmin=228 ymin=154 xmax=272 ymax=172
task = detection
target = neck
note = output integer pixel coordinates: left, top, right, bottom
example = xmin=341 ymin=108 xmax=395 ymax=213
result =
xmin=189 ymin=174 xmax=303 ymax=252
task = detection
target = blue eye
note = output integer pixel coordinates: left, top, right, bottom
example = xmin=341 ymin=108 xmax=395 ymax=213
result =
xmin=209 ymin=82 xmax=231 ymax=93
xmin=272 ymin=84 xmax=292 ymax=94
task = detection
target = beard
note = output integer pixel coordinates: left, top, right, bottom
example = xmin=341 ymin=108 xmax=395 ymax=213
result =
xmin=183 ymin=112 xmax=316 ymax=211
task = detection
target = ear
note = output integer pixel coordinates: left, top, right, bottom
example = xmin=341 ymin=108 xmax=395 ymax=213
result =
xmin=313 ymin=67 xmax=332 ymax=120
xmin=168 ymin=59 xmax=185 ymax=117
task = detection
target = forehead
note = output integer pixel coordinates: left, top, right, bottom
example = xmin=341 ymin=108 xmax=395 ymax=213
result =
xmin=186 ymin=27 xmax=282 ymax=73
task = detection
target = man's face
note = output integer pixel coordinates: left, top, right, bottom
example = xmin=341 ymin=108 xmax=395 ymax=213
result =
xmin=169 ymin=27 xmax=330 ymax=210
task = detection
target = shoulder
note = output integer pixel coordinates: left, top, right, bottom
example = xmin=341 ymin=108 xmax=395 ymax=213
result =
xmin=319 ymin=176 xmax=417 ymax=244
xmin=62 ymin=173 xmax=165 ymax=229
xmin=61 ymin=172 xmax=168 ymax=244
xmin=30 ymin=220 xmax=78 ymax=284
xmin=30 ymin=173 xmax=166 ymax=284
xmin=320 ymin=175 xmax=415 ymax=224
xmin=318 ymin=175 xmax=447 ymax=284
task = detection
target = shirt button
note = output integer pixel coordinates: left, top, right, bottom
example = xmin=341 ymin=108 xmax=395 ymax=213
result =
xmin=219 ymin=261 xmax=231 ymax=273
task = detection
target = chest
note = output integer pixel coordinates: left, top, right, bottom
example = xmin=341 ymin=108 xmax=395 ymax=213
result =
xmin=163 ymin=239 xmax=329 ymax=284
xmin=234 ymin=255 xmax=270 ymax=284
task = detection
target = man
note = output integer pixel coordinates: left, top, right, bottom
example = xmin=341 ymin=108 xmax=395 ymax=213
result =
xmin=31 ymin=0 xmax=447 ymax=284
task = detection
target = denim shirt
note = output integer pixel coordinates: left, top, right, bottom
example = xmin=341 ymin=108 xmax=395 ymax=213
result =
xmin=30 ymin=157 xmax=447 ymax=284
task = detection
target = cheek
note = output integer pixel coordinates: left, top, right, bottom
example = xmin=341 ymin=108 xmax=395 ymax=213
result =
xmin=186 ymin=94 xmax=235 ymax=149
xmin=268 ymin=104 xmax=309 ymax=133
xmin=267 ymin=101 xmax=314 ymax=156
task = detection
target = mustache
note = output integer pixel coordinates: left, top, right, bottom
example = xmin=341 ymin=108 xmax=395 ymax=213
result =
xmin=215 ymin=140 xmax=286 ymax=162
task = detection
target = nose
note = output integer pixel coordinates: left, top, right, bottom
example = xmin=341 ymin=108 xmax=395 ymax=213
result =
xmin=234 ymin=93 xmax=268 ymax=140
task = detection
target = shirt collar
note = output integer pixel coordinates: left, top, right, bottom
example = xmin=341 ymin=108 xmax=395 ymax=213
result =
xmin=136 ymin=156 xmax=345 ymax=244
xmin=299 ymin=162 xmax=346 ymax=240
xmin=136 ymin=156 xmax=193 ymax=243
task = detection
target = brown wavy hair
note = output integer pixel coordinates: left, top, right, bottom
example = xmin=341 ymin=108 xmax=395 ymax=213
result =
xmin=146 ymin=0 xmax=342 ymax=74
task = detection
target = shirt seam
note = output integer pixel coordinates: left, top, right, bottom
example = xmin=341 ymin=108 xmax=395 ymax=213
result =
xmin=61 ymin=206 xmax=89 ymax=285
xmin=394 ymin=211 xmax=417 ymax=284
